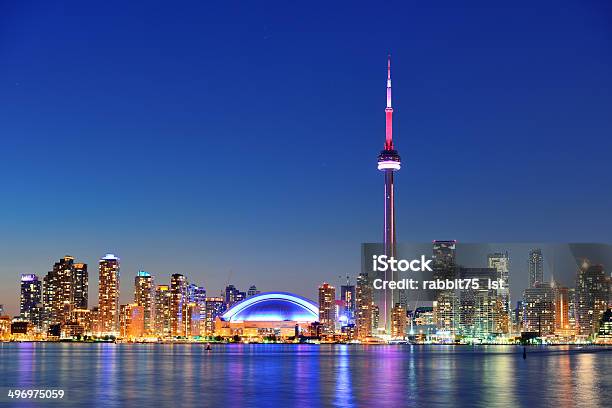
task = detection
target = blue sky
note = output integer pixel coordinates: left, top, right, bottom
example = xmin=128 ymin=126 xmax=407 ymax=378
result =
xmin=0 ymin=0 xmax=611 ymax=314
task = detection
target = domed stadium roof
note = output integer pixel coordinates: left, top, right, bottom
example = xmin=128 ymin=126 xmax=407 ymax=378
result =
xmin=221 ymin=292 xmax=319 ymax=323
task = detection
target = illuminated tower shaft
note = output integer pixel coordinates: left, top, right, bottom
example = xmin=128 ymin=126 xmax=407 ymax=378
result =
xmin=377 ymin=56 xmax=401 ymax=334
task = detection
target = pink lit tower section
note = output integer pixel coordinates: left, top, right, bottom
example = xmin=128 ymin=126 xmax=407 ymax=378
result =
xmin=377 ymin=56 xmax=401 ymax=334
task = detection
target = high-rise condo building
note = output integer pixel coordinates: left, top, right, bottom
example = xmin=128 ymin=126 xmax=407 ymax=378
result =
xmin=391 ymin=303 xmax=407 ymax=339
xmin=523 ymin=282 xmax=555 ymax=336
xmin=488 ymin=251 xmax=510 ymax=333
xmin=225 ymin=285 xmax=245 ymax=306
xmin=134 ymin=271 xmax=155 ymax=335
xmin=185 ymin=302 xmax=201 ymax=337
xmin=43 ymin=255 xmax=81 ymax=326
xmin=528 ymin=249 xmax=544 ymax=288
xmin=188 ymin=283 xmax=206 ymax=332
xmin=575 ymin=260 xmax=609 ymax=336
xmin=458 ymin=267 xmax=500 ymax=338
xmin=318 ymin=283 xmax=336 ymax=335
xmin=554 ymin=285 xmax=571 ymax=334
xmin=340 ymin=284 xmax=356 ymax=322
xmin=73 ymin=262 xmax=88 ymax=309
xmin=154 ymin=285 xmax=172 ymax=337
xmin=170 ymin=273 xmax=188 ymax=336
xmin=204 ymin=297 xmax=225 ymax=335
xmin=356 ymin=272 xmax=373 ymax=339
xmin=20 ymin=274 xmax=42 ymax=329
xmin=98 ymin=254 xmax=120 ymax=335
xmin=188 ymin=284 xmax=206 ymax=305
xmin=432 ymin=240 xmax=459 ymax=335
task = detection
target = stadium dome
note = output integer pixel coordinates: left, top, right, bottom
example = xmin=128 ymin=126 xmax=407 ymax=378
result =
xmin=221 ymin=292 xmax=319 ymax=323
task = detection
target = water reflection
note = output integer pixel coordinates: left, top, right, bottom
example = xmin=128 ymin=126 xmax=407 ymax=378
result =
xmin=0 ymin=344 xmax=610 ymax=407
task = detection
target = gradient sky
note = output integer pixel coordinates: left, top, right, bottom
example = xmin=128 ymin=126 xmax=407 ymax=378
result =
xmin=1 ymin=1 xmax=611 ymax=315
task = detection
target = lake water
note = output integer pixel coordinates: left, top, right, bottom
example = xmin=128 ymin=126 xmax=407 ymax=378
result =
xmin=0 ymin=343 xmax=610 ymax=407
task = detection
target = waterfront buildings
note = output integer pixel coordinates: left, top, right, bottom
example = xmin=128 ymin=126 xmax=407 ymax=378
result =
xmin=318 ymin=283 xmax=336 ymax=335
xmin=98 ymin=254 xmax=120 ymax=335
xmin=528 ymin=249 xmax=544 ymax=288
xmin=134 ymin=271 xmax=155 ymax=335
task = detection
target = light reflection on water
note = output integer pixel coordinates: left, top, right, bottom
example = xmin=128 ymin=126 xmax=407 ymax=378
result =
xmin=0 ymin=343 xmax=610 ymax=407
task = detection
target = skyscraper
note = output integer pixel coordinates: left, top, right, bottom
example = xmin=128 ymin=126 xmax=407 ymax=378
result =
xmin=528 ymin=249 xmax=544 ymax=288
xmin=432 ymin=240 xmax=459 ymax=335
xmin=98 ymin=254 xmax=120 ymax=335
xmin=73 ymin=262 xmax=88 ymax=310
xmin=340 ymin=283 xmax=356 ymax=322
xmin=356 ymin=272 xmax=373 ymax=339
xmin=154 ymin=284 xmax=172 ymax=337
xmin=20 ymin=274 xmax=42 ymax=329
xmin=188 ymin=283 xmax=206 ymax=332
xmin=204 ymin=297 xmax=225 ymax=335
xmin=575 ymin=260 xmax=609 ymax=336
xmin=377 ymin=56 xmax=401 ymax=334
xmin=225 ymin=285 xmax=245 ymax=306
xmin=170 ymin=273 xmax=188 ymax=336
xmin=458 ymin=267 xmax=499 ymax=338
xmin=43 ymin=256 xmax=79 ymax=326
xmin=318 ymin=283 xmax=336 ymax=335
xmin=134 ymin=271 xmax=155 ymax=335
xmin=188 ymin=284 xmax=207 ymax=305
xmin=391 ymin=303 xmax=407 ymax=339
xmin=554 ymin=285 xmax=571 ymax=334
xmin=523 ymin=283 xmax=555 ymax=336
xmin=488 ymin=251 xmax=510 ymax=333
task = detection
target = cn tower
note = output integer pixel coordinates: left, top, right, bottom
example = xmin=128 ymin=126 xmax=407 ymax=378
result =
xmin=377 ymin=55 xmax=401 ymax=334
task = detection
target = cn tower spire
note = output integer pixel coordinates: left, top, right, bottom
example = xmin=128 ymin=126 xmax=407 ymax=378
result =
xmin=385 ymin=55 xmax=393 ymax=150
xmin=387 ymin=55 xmax=392 ymax=108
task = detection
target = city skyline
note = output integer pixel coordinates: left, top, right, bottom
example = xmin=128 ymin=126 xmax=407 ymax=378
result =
xmin=2 ymin=1 xmax=612 ymax=316
xmin=6 ymin=241 xmax=610 ymax=343
xmin=4 ymin=242 xmax=610 ymax=317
